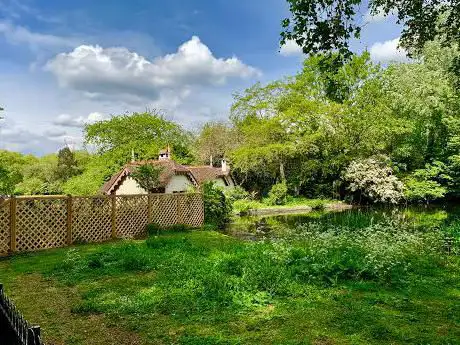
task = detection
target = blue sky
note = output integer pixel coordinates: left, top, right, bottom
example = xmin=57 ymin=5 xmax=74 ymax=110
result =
xmin=0 ymin=0 xmax=406 ymax=155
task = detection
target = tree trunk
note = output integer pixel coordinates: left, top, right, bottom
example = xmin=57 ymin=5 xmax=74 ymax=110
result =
xmin=279 ymin=162 xmax=286 ymax=183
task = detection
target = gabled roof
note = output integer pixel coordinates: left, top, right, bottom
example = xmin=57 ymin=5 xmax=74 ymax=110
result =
xmin=187 ymin=166 xmax=231 ymax=185
xmin=100 ymin=159 xmax=198 ymax=194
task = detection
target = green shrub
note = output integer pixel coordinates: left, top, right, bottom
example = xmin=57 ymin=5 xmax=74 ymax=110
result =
xmin=232 ymin=199 xmax=263 ymax=214
xmin=404 ymin=161 xmax=450 ymax=203
xmin=224 ymin=186 xmax=250 ymax=203
xmin=203 ymin=182 xmax=232 ymax=229
xmin=146 ymin=223 xmax=162 ymax=236
xmin=168 ymin=224 xmax=194 ymax=232
xmin=404 ymin=178 xmax=447 ymax=203
xmin=342 ymin=156 xmax=404 ymax=204
xmin=267 ymin=182 xmax=288 ymax=205
xmin=146 ymin=223 xmax=194 ymax=236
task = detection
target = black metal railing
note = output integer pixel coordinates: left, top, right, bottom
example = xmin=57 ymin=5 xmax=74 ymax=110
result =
xmin=0 ymin=284 xmax=42 ymax=345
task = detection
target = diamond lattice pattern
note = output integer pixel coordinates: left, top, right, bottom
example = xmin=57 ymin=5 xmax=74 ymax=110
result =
xmin=0 ymin=200 xmax=10 ymax=256
xmin=15 ymin=198 xmax=67 ymax=252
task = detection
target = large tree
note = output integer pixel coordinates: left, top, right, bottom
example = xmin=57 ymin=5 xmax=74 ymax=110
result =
xmin=61 ymin=111 xmax=195 ymax=196
xmin=55 ymin=147 xmax=80 ymax=181
xmin=194 ymin=122 xmax=237 ymax=166
xmin=85 ymin=110 xmax=193 ymax=165
xmin=281 ymin=0 xmax=460 ymax=59
xmin=230 ymin=53 xmax=392 ymax=196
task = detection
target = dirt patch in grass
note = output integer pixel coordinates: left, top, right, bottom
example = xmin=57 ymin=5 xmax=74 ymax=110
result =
xmin=5 ymin=274 xmax=143 ymax=345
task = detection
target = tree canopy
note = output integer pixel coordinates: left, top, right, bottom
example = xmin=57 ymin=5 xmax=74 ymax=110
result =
xmin=0 ymin=39 xmax=459 ymax=203
xmin=223 ymin=41 xmax=460 ymax=201
xmin=281 ymin=0 xmax=460 ymax=59
xmin=85 ymin=111 xmax=193 ymax=163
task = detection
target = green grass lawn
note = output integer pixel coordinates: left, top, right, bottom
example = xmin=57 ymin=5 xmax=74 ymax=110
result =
xmin=0 ymin=227 xmax=459 ymax=345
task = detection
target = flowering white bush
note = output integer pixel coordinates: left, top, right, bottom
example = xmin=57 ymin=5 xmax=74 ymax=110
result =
xmin=343 ymin=156 xmax=404 ymax=203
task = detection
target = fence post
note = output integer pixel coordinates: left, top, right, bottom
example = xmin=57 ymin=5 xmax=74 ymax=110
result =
xmin=147 ymin=194 xmax=152 ymax=224
xmin=66 ymin=195 xmax=73 ymax=245
xmin=28 ymin=325 xmax=41 ymax=345
xmin=111 ymin=195 xmax=116 ymax=239
xmin=9 ymin=196 xmax=16 ymax=253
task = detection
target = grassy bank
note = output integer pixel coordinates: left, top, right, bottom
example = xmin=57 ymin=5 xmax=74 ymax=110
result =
xmin=0 ymin=219 xmax=459 ymax=345
xmin=233 ymin=197 xmax=343 ymax=214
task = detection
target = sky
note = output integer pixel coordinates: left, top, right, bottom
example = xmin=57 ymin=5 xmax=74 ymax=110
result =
xmin=0 ymin=0 xmax=407 ymax=155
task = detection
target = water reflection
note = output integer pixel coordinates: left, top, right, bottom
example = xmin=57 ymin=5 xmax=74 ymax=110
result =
xmin=226 ymin=204 xmax=460 ymax=240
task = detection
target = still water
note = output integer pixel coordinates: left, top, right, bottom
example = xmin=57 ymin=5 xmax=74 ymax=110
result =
xmin=226 ymin=204 xmax=460 ymax=240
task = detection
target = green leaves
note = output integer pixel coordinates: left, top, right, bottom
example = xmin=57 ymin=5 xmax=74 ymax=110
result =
xmin=85 ymin=110 xmax=193 ymax=163
xmin=130 ymin=164 xmax=163 ymax=193
xmin=281 ymin=0 xmax=460 ymax=60
xmin=203 ymin=182 xmax=232 ymax=229
xmin=404 ymin=162 xmax=450 ymax=202
xmin=281 ymin=0 xmax=362 ymax=59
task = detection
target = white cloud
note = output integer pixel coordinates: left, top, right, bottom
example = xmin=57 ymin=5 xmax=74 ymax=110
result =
xmin=44 ymin=128 xmax=67 ymax=138
xmin=45 ymin=36 xmax=261 ymax=101
xmin=53 ymin=112 xmax=108 ymax=128
xmin=369 ymin=37 xmax=409 ymax=63
xmin=280 ymin=39 xmax=303 ymax=56
xmin=0 ymin=122 xmax=63 ymax=154
xmin=0 ymin=20 xmax=76 ymax=48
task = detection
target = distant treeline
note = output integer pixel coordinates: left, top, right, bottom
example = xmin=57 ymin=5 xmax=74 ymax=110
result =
xmin=1 ymin=41 xmax=460 ymax=203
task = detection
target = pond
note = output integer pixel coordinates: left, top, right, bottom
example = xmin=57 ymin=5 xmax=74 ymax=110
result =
xmin=226 ymin=204 xmax=460 ymax=240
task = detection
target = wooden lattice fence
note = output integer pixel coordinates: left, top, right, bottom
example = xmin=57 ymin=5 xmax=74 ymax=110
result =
xmin=0 ymin=193 xmax=203 ymax=256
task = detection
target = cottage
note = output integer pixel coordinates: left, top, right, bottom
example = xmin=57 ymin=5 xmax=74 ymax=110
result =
xmin=101 ymin=148 xmax=235 ymax=195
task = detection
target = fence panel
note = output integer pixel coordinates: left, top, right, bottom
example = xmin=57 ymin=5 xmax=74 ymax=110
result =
xmin=72 ymin=196 xmax=112 ymax=243
xmin=116 ymin=195 xmax=149 ymax=238
xmin=0 ymin=193 xmax=204 ymax=255
xmin=0 ymin=200 xmax=10 ymax=256
xmin=16 ymin=197 xmax=67 ymax=253
xmin=178 ymin=194 xmax=205 ymax=227
xmin=151 ymin=194 xmax=179 ymax=227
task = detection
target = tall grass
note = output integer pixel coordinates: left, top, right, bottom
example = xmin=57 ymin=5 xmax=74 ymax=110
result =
xmin=50 ymin=217 xmax=457 ymax=319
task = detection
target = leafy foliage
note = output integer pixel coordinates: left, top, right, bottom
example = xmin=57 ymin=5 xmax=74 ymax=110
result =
xmin=404 ymin=162 xmax=450 ymax=202
xmin=85 ymin=110 xmax=193 ymax=165
xmin=202 ymin=182 xmax=232 ymax=229
xmin=194 ymin=122 xmax=236 ymax=165
xmin=267 ymin=182 xmax=288 ymax=205
xmin=224 ymin=185 xmax=251 ymax=203
xmin=281 ymin=0 xmax=460 ymax=59
xmin=55 ymin=147 xmax=80 ymax=181
xmin=0 ymin=166 xmax=21 ymax=195
xmin=226 ymin=43 xmax=460 ymax=203
xmin=130 ymin=164 xmax=163 ymax=193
